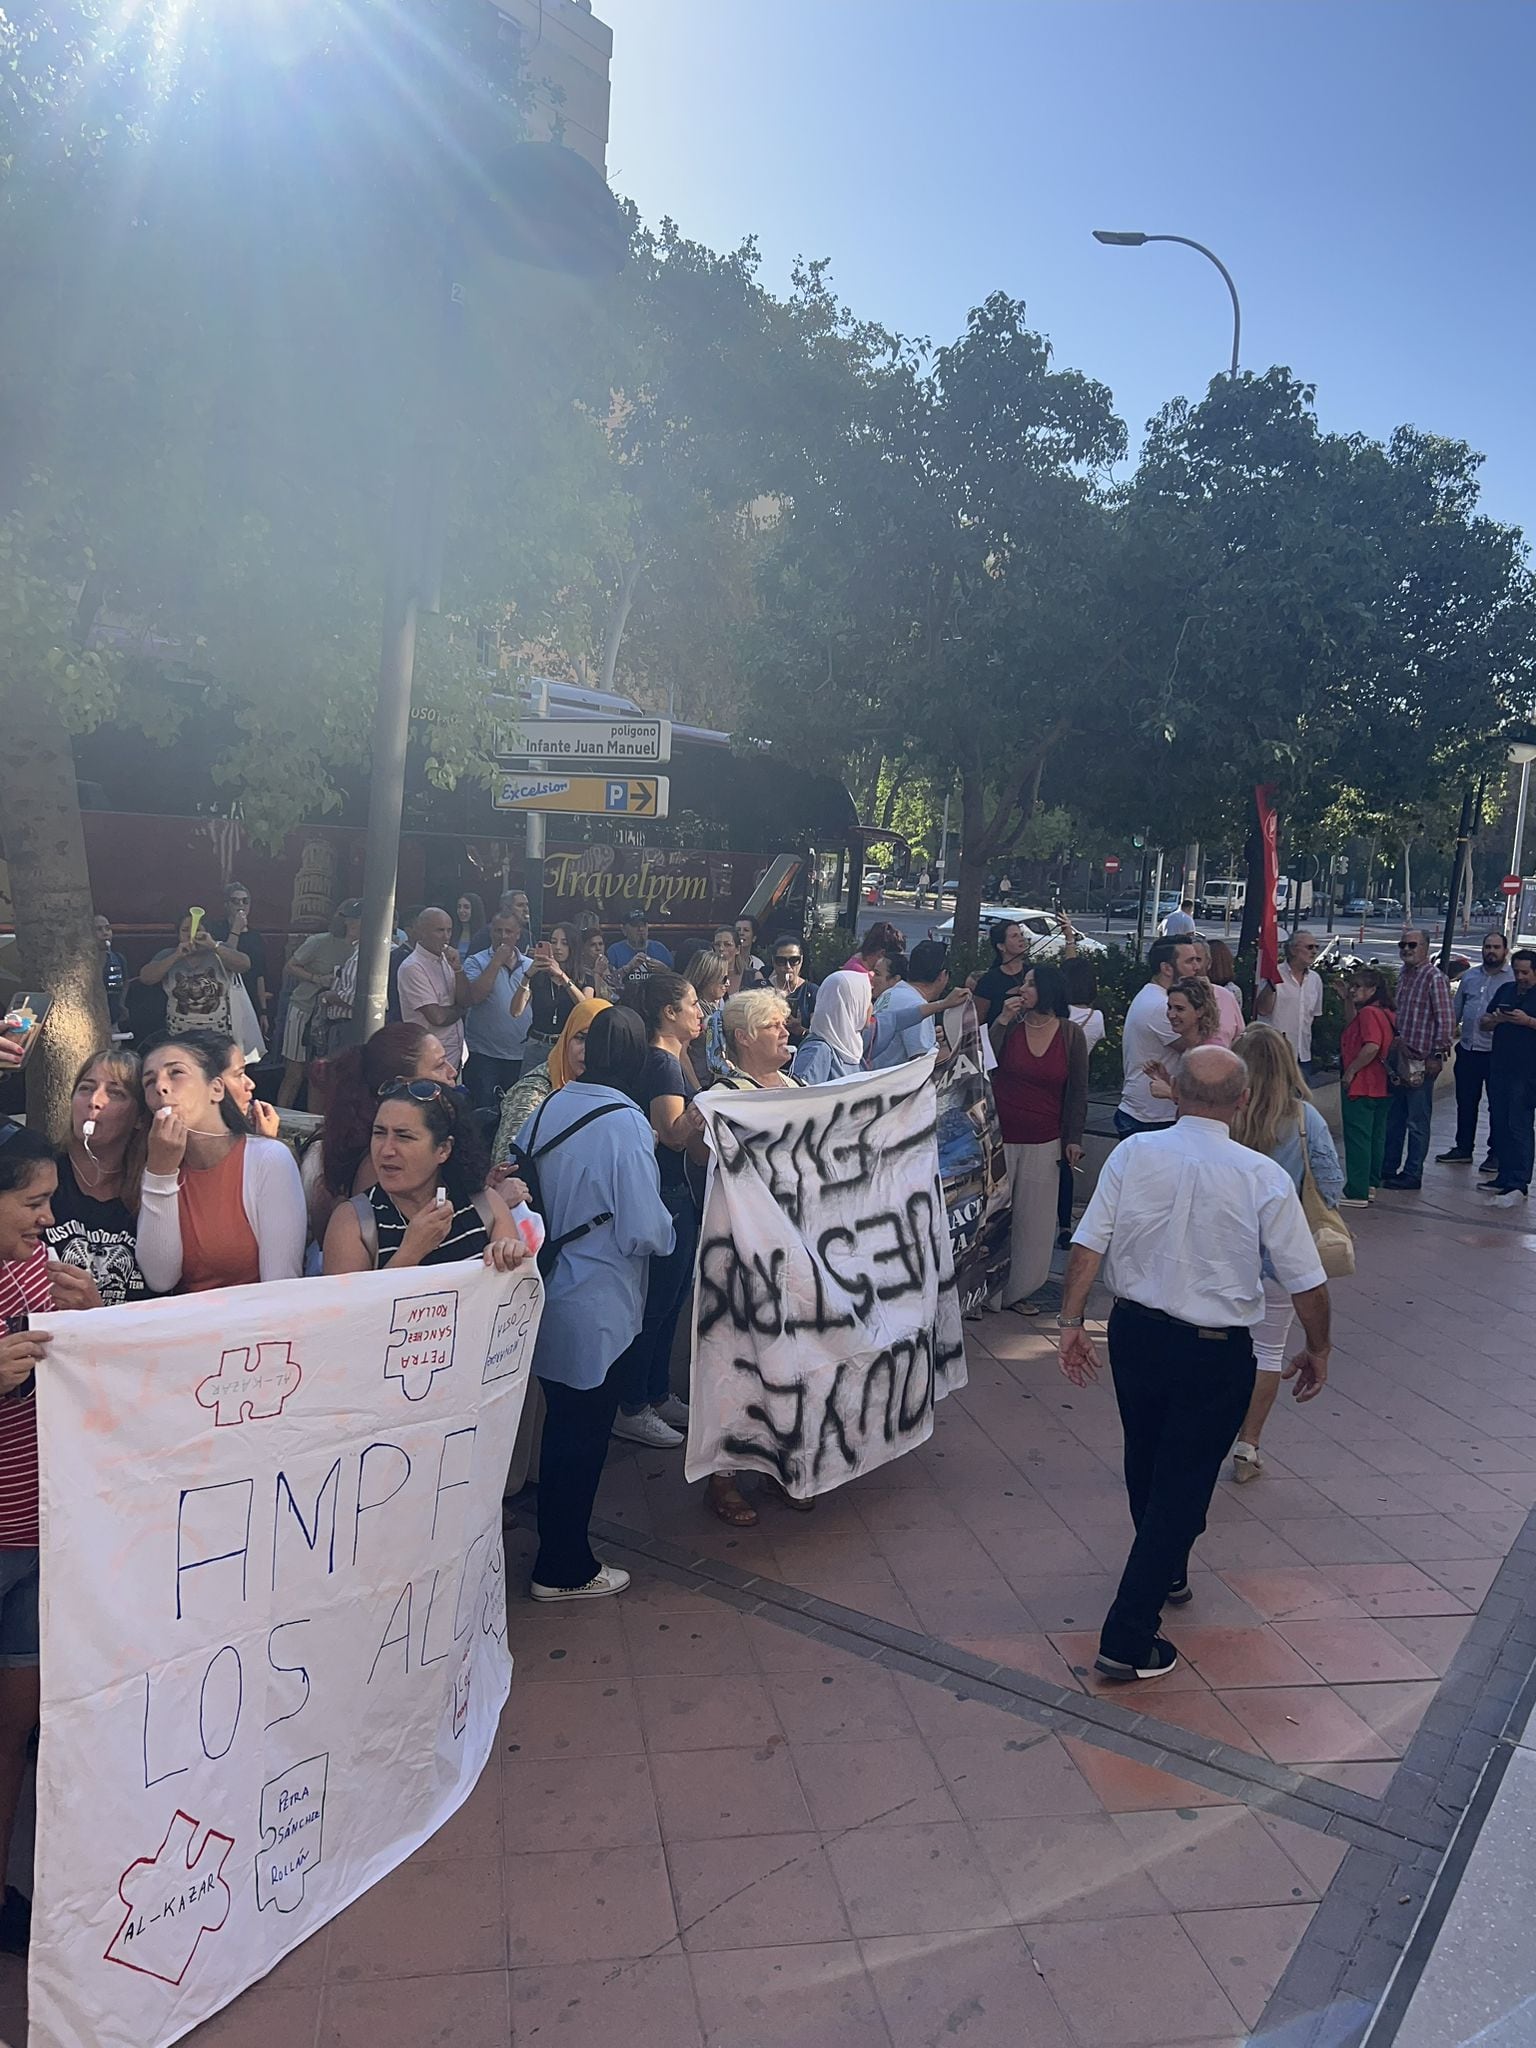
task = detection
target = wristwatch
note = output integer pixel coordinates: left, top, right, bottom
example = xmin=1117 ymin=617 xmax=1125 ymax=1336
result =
xmin=1058 ymin=1315 xmax=1085 ymax=1329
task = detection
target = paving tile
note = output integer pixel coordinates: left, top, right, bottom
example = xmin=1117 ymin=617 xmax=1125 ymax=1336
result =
xmin=503 ymin=1845 xmax=677 ymax=1967
xmin=318 ymin=1970 xmax=510 ymax=2046
xmin=1174 ymin=1626 xmax=1325 ymax=1689
xmin=670 ymin=1832 xmax=849 ymax=1950
xmin=894 ymin=1673 xmax=1044 ymax=1743
xmin=620 ymin=1604 xmax=757 ymax=1677
xmin=504 ymin=1750 xmax=660 ymax=1853
xmin=1255 ymin=1810 xmax=1349 ymax=1892
xmin=689 ymin=1942 xmax=892 ymax=2048
xmin=503 ymin=1676 xmax=645 ymax=1760
xmin=931 ymin=1731 xmax=1103 ymax=1819
xmin=510 ymin=1953 xmax=703 ymax=2048
xmin=1305 ymin=1761 xmax=1399 ymax=1798
xmin=1378 ymin=1613 xmax=1473 ymax=1674
xmin=1111 ymin=1807 xmax=1321 ymax=1910
xmin=1217 ymin=1687 xmax=1394 ymax=1766
xmin=791 ymin=1737 xmax=960 ymax=1831
xmin=1362 ymin=1514 xmax=1502 ymax=1562
xmin=1270 ymin=1518 xmax=1408 ymax=1566
xmin=634 ymin=1673 xmax=783 ymax=1751
xmin=1424 ymin=1557 xmax=1504 ymax=1604
xmin=1124 ymin=1686 xmax=1267 ymax=1755
xmin=740 ymin=1620 xmax=876 ymax=1676
xmin=863 ymin=1926 xmax=1076 ymax=2048
xmin=1318 ymin=1562 xmax=1473 ymax=1617
xmin=974 ymin=1813 xmax=1169 ymax=1920
xmin=1217 ymin=1569 xmax=1363 ymax=1622
xmin=1234 ymin=1477 xmax=1349 ymax=1522
xmin=1333 ymin=1680 xmax=1441 ymax=1753
xmin=1004 ymin=1573 xmax=1123 ymax=1633
xmin=1023 ymin=1914 xmax=1246 ymax=2045
xmin=827 ymin=1821 xmax=1012 ymax=1936
xmin=1180 ymin=1904 xmax=1317 ymax=2028
xmin=327 ymin=1854 xmax=506 ymax=1980
xmin=902 ymin=1580 xmax=1040 ymax=1640
xmin=509 ymin=1604 xmax=630 ymax=1682
xmin=1183 ymin=1521 xmax=1313 ymax=1571
xmin=765 ymin=1665 xmax=919 ymax=1744
xmin=1272 ymin=1618 xmax=1436 ymax=1684
xmin=1061 ymin=1738 xmax=1237 ymax=1812
xmin=950 ymin=1631 xmax=1086 ymax=1689
xmin=186 ymin=1983 xmax=320 ymax=2047
xmin=781 ymin=1577 xmax=922 ymax=1629
xmin=650 ymin=1741 xmax=813 ymax=1841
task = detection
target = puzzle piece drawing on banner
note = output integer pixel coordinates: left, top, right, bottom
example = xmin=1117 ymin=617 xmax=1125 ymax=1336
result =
xmin=106 ymin=1810 xmax=234 ymax=1985
xmin=383 ymin=1289 xmax=458 ymax=1402
xmin=256 ymin=1753 xmax=328 ymax=1914
xmin=483 ymin=1275 xmax=539 ymax=1387
xmin=195 ymin=1341 xmax=303 ymax=1427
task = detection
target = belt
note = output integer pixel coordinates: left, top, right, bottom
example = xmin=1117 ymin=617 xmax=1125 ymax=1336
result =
xmin=1115 ymin=1298 xmax=1245 ymax=1342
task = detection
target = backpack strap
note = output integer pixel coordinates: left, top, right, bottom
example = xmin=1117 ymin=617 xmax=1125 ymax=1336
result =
xmin=529 ymin=1099 xmax=627 ymax=1162
xmin=349 ymin=1192 xmax=379 ymax=1266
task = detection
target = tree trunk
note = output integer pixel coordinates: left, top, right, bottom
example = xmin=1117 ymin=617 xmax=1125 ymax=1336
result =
xmin=0 ymin=687 xmax=109 ymax=1140
xmin=597 ymin=556 xmax=642 ymax=696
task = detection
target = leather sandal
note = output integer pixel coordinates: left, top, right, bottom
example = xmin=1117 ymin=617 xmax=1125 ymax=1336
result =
xmin=762 ymin=1477 xmax=815 ymax=1513
xmin=707 ymin=1474 xmax=758 ymax=1526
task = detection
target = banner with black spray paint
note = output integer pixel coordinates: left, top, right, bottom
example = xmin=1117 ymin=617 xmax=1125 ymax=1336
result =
xmin=685 ymin=1055 xmax=967 ymax=1498
xmin=28 ymin=1259 xmax=541 ymax=2048
xmin=935 ymin=995 xmax=1012 ymax=1315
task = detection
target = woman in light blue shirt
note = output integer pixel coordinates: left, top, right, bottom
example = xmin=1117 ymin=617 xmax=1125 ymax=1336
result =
xmin=1229 ymin=1025 xmax=1345 ymax=1485
xmin=516 ymin=1007 xmax=674 ymax=1600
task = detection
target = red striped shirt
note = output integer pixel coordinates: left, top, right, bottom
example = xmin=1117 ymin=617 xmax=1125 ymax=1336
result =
xmin=0 ymin=1247 xmax=50 ymax=1547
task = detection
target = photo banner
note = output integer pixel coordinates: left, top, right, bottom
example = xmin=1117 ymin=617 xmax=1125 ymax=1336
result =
xmin=935 ymin=996 xmax=1012 ymax=1315
xmin=29 ymin=1260 xmax=541 ymax=2048
xmin=686 ymin=1057 xmax=967 ymax=1498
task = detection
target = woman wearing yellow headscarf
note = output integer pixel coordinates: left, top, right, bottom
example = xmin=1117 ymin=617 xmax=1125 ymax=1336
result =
xmin=492 ymin=997 xmax=609 ymax=1167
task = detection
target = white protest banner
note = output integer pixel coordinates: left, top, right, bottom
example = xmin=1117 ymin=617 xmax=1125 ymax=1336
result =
xmin=685 ymin=1057 xmax=966 ymax=1498
xmin=28 ymin=1258 xmax=541 ymax=2048
xmin=935 ymin=996 xmax=1012 ymax=1315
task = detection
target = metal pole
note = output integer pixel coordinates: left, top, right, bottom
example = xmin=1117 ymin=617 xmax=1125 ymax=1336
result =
xmin=523 ymin=679 xmax=550 ymax=940
xmin=353 ymin=479 xmax=421 ymax=1041
xmin=1133 ymin=850 xmax=1150 ymax=961
xmin=1440 ymin=784 xmax=1476 ymax=973
xmin=1506 ymin=757 xmax=1533 ymax=942
xmin=1149 ymin=848 xmax=1166 ymax=949
xmin=1094 ymin=232 xmax=1240 ymax=377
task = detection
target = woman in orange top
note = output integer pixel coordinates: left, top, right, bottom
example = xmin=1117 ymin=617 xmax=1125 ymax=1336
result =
xmin=136 ymin=1036 xmax=306 ymax=1292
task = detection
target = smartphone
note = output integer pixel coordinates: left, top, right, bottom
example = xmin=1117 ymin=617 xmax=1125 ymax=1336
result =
xmin=1 ymin=1315 xmax=33 ymax=1401
xmin=0 ymin=992 xmax=54 ymax=1069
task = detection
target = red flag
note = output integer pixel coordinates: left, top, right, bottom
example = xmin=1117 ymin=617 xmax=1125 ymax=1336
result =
xmin=1256 ymin=784 xmax=1281 ymax=987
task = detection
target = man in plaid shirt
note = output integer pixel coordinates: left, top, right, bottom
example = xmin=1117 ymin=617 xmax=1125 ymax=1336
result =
xmin=1382 ymin=929 xmax=1455 ymax=1191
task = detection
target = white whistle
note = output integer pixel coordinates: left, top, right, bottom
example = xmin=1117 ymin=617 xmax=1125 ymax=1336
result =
xmin=82 ymin=1119 xmax=97 ymax=1141
xmin=434 ymin=1185 xmax=447 ymax=1209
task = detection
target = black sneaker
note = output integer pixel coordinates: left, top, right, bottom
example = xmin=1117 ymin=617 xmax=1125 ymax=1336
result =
xmin=1436 ymin=1149 xmax=1474 ymax=1164
xmin=1381 ymin=1174 xmax=1422 ymax=1190
xmin=1094 ymin=1637 xmax=1179 ymax=1683
xmin=1480 ymin=1158 xmax=1498 ymax=1174
xmin=1166 ymin=1580 xmax=1193 ymax=1607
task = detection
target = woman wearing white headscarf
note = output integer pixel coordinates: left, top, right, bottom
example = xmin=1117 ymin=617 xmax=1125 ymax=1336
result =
xmin=790 ymin=970 xmax=873 ymax=1084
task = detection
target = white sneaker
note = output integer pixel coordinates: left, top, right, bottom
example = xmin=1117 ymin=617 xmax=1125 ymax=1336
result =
xmin=1490 ymin=1189 xmax=1528 ymax=1208
xmin=612 ymin=1407 xmax=684 ymax=1448
xmin=1231 ymin=1441 xmax=1262 ymax=1483
xmin=1339 ymin=1197 xmax=1370 ymax=1209
xmin=530 ymin=1564 xmax=631 ymax=1602
xmin=655 ymin=1394 xmax=691 ymax=1430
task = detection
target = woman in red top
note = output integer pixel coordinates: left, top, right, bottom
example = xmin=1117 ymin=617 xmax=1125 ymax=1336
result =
xmin=1339 ymin=966 xmax=1396 ymax=1205
xmin=987 ymin=964 xmax=1088 ymax=1314
xmin=0 ymin=1121 xmax=104 ymax=1944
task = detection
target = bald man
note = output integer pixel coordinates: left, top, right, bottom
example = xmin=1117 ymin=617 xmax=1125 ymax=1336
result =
xmin=1056 ymin=1046 xmax=1332 ymax=1684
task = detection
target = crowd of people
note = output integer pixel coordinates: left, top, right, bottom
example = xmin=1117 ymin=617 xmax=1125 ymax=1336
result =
xmin=2 ymin=886 xmax=1529 ymax=1926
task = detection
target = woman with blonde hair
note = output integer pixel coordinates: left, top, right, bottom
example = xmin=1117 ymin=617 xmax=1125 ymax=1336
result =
xmin=1145 ymin=978 xmax=1222 ymax=1100
xmin=1227 ymin=1024 xmax=1345 ymax=1487
xmin=46 ymin=1047 xmax=153 ymax=1304
xmin=716 ymin=989 xmax=803 ymax=1092
xmin=683 ymin=948 xmax=733 ymax=1087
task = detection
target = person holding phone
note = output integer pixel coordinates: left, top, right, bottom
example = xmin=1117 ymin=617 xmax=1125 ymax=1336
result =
xmin=511 ymin=923 xmax=581 ymax=1059
xmin=0 ymin=1120 xmax=105 ymax=1948
xmin=138 ymin=912 xmax=242 ymax=1039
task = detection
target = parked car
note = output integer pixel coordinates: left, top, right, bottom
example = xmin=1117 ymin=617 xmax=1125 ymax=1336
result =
xmin=936 ymin=905 xmax=1108 ymax=958
xmin=1374 ymin=898 xmax=1404 ymax=919
xmin=1343 ymin=898 xmax=1375 ymax=917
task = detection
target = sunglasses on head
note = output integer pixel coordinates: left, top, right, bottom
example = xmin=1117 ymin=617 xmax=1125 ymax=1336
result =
xmin=377 ymin=1078 xmax=450 ymax=1103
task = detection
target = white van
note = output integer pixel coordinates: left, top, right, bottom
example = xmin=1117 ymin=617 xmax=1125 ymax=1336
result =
xmin=1200 ymin=878 xmax=1245 ymax=919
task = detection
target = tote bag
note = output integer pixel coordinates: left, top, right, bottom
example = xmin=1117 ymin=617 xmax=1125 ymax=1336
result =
xmin=1296 ymin=1108 xmax=1355 ymax=1279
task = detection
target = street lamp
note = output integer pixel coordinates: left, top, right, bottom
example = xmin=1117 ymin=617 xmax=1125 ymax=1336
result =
xmin=352 ymin=141 xmax=628 ymax=1040
xmin=1091 ymin=230 xmax=1241 ymax=379
xmin=1505 ymin=740 xmax=1536 ymax=941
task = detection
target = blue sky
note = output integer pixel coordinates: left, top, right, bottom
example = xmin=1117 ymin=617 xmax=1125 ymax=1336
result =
xmin=603 ymin=0 xmax=1536 ymax=539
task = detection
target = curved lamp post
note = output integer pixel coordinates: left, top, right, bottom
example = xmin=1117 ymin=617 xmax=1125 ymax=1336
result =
xmin=1092 ymin=229 xmax=1241 ymax=379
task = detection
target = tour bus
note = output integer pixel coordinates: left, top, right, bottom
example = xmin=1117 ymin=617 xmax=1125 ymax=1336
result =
xmin=0 ymin=680 xmax=870 ymax=977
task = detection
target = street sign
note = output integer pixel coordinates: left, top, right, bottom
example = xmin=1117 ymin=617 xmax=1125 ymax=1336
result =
xmin=1103 ymin=856 xmax=1121 ymax=874
xmin=494 ymin=717 xmax=672 ymax=766
xmin=1502 ymin=874 xmax=1522 ymax=896
xmin=492 ymin=773 xmax=669 ymax=818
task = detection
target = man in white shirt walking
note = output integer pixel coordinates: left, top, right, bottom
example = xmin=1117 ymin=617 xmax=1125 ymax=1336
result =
xmin=1255 ymin=931 xmax=1324 ymax=1079
xmin=1115 ymin=936 xmax=1200 ymax=1136
xmin=1057 ymin=1046 xmax=1331 ymax=1683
